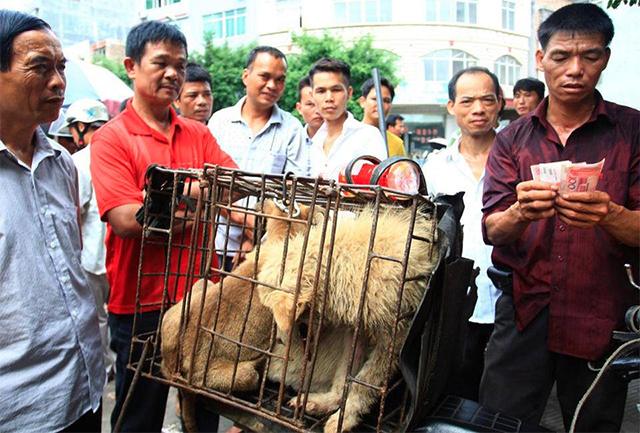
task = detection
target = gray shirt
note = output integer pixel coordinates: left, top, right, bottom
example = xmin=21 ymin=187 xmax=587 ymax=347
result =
xmin=0 ymin=128 xmax=104 ymax=431
xmin=208 ymin=97 xmax=308 ymax=255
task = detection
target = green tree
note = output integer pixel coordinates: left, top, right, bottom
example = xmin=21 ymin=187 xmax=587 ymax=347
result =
xmin=91 ymin=54 xmax=132 ymax=87
xmin=607 ymin=0 xmax=638 ymax=7
xmin=191 ymin=34 xmax=253 ymax=113
xmin=193 ymin=32 xmax=399 ymax=121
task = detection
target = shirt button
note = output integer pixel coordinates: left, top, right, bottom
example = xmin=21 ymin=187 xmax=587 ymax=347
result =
xmin=559 ymin=224 xmax=566 ymax=231
xmin=557 ymin=255 xmax=564 ymax=262
xmin=553 ymin=285 xmax=560 ymax=292
xmin=60 ymin=276 xmax=69 ymax=283
xmin=71 ymin=310 xmax=78 ymax=318
xmin=49 ymin=241 xmax=56 ymax=249
xmin=41 ymin=208 xmax=46 ymax=214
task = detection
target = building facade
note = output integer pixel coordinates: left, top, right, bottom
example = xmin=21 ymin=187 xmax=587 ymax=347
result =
xmin=139 ymin=0 xmax=637 ymax=150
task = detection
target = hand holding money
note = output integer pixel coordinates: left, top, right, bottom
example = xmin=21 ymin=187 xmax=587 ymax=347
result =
xmin=515 ymin=180 xmax=558 ymax=222
xmin=531 ymin=159 xmax=605 ymax=192
xmin=530 ymin=159 xmax=608 ymax=228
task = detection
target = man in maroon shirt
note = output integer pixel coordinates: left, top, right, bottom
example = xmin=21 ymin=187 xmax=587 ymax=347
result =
xmin=480 ymin=4 xmax=639 ymax=431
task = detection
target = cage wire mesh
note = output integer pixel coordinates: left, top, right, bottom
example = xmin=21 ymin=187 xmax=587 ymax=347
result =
xmin=128 ymin=165 xmax=442 ymax=432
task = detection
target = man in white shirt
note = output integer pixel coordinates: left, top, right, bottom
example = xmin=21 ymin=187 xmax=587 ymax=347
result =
xmin=208 ymin=46 xmax=307 ymax=271
xmin=423 ymin=66 xmax=502 ymax=401
xmin=309 ymin=58 xmax=387 ymax=180
xmin=61 ymin=99 xmax=116 ymax=380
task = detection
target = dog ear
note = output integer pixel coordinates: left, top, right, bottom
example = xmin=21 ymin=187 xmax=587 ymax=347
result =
xmin=260 ymin=290 xmax=308 ymax=334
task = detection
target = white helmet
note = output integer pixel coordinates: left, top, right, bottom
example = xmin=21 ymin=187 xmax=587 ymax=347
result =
xmin=61 ymin=99 xmax=109 ymax=130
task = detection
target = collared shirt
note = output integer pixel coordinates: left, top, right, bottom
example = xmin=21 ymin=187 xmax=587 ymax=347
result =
xmin=0 ymin=128 xmax=104 ymax=431
xmin=72 ymin=145 xmax=107 ymax=275
xmin=482 ymin=92 xmax=640 ymax=360
xmin=310 ymin=112 xmax=388 ymax=180
xmin=424 ymin=138 xmax=501 ymax=324
xmin=208 ymin=97 xmax=307 ymax=255
xmin=208 ymin=96 xmax=307 ymax=176
xmin=91 ymin=100 xmax=237 ymax=314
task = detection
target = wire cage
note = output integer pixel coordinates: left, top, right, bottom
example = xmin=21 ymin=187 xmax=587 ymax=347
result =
xmin=126 ymin=164 xmax=447 ymax=433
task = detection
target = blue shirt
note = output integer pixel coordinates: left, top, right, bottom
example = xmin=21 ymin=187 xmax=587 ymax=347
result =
xmin=208 ymin=97 xmax=308 ymax=254
xmin=0 ymin=129 xmax=104 ymax=431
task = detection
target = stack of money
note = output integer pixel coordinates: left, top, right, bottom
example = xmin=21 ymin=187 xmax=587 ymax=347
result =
xmin=531 ymin=159 xmax=605 ymax=192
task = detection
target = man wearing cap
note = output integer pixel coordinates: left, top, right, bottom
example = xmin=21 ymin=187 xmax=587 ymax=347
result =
xmin=62 ymin=98 xmax=116 ymax=380
xmin=0 ymin=9 xmax=103 ymax=431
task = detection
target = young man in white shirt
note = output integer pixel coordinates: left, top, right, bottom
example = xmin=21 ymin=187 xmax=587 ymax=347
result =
xmin=423 ymin=66 xmax=503 ymax=401
xmin=309 ymin=58 xmax=387 ymax=180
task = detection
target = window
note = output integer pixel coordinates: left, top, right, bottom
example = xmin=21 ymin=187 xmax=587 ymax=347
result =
xmin=423 ymin=49 xmax=477 ymax=82
xmin=334 ymin=0 xmax=392 ymax=23
xmin=502 ymin=1 xmax=515 ymax=31
xmin=426 ymin=0 xmax=476 ymax=24
xmin=494 ymin=55 xmax=522 ymax=86
xmin=538 ymin=8 xmax=553 ymax=25
xmin=146 ymin=0 xmax=180 ymax=9
xmin=203 ymin=8 xmax=246 ymax=39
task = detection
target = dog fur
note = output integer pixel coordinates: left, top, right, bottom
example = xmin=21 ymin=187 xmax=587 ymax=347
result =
xmin=257 ymin=206 xmax=438 ymax=432
xmin=160 ymin=199 xmax=311 ymax=431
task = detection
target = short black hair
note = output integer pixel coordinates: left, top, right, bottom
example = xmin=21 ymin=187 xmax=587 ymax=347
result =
xmin=297 ymin=75 xmax=311 ymax=101
xmin=513 ymin=77 xmax=545 ymax=101
xmin=0 ymin=9 xmax=51 ymax=72
xmin=386 ymin=114 xmax=404 ymax=129
xmin=185 ymin=62 xmax=212 ymax=86
xmin=538 ymin=3 xmax=614 ymax=51
xmin=447 ymin=67 xmax=500 ymax=102
xmin=308 ymin=58 xmax=351 ymax=87
xmin=361 ymin=77 xmax=395 ymax=100
xmin=246 ymin=45 xmax=287 ymax=69
xmin=125 ymin=20 xmax=187 ymax=65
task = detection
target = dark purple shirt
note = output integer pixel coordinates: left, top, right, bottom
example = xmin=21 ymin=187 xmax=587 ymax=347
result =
xmin=482 ymin=92 xmax=639 ymax=361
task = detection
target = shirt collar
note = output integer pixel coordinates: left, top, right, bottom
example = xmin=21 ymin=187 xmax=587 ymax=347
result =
xmin=0 ymin=127 xmax=59 ymax=169
xmin=315 ymin=111 xmax=357 ymax=137
xmin=532 ymin=90 xmax=615 ymax=129
xmin=120 ymin=98 xmax=182 ymax=137
xmin=231 ymin=95 xmax=284 ymax=126
xmin=442 ymin=136 xmax=462 ymax=163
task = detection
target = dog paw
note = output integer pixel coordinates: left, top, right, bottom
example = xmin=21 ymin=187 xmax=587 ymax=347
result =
xmin=289 ymin=393 xmax=340 ymax=415
xmin=324 ymin=411 xmax=358 ymax=433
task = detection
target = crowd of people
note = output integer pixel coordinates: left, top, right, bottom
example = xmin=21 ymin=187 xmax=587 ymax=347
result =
xmin=0 ymin=2 xmax=638 ymax=433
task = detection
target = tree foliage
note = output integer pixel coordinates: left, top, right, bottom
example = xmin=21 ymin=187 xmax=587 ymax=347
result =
xmin=193 ymin=31 xmax=399 ymax=121
xmin=607 ymin=0 xmax=638 ymax=7
xmin=91 ymin=54 xmax=132 ymax=87
xmin=190 ymin=34 xmax=253 ymax=114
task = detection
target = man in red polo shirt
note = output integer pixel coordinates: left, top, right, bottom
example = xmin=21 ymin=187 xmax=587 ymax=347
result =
xmin=480 ymin=4 xmax=638 ymax=431
xmin=91 ymin=21 xmax=236 ymax=432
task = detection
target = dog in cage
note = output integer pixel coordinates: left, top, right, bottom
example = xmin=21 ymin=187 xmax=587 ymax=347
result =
xmin=257 ymin=204 xmax=439 ymax=432
xmin=160 ymin=199 xmax=314 ymax=431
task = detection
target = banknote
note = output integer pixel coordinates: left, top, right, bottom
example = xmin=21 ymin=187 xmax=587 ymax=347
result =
xmin=530 ymin=159 xmax=605 ymax=192
xmin=559 ymin=158 xmax=605 ymax=192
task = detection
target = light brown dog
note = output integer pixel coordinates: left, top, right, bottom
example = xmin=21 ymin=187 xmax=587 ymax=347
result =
xmin=160 ymin=199 xmax=312 ymax=431
xmin=258 ymin=206 xmax=438 ymax=432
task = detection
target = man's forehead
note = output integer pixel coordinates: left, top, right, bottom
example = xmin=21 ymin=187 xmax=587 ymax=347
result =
xmin=14 ymin=29 xmax=63 ymax=61
xmin=250 ymin=52 xmax=287 ymax=71
xmin=142 ymin=40 xmax=187 ymax=60
xmin=546 ymin=31 xmax=607 ymax=51
xmin=366 ymin=86 xmax=391 ymax=99
xmin=456 ymin=76 xmax=495 ymax=98
xmin=313 ymin=72 xmax=347 ymax=88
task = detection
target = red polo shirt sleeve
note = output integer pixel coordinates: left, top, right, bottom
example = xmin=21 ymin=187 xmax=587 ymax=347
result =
xmin=90 ymin=123 xmax=144 ymax=220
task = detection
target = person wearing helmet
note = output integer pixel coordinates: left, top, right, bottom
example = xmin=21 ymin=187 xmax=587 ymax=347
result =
xmin=61 ymin=98 xmax=110 ymax=150
xmin=64 ymin=99 xmax=116 ymax=381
